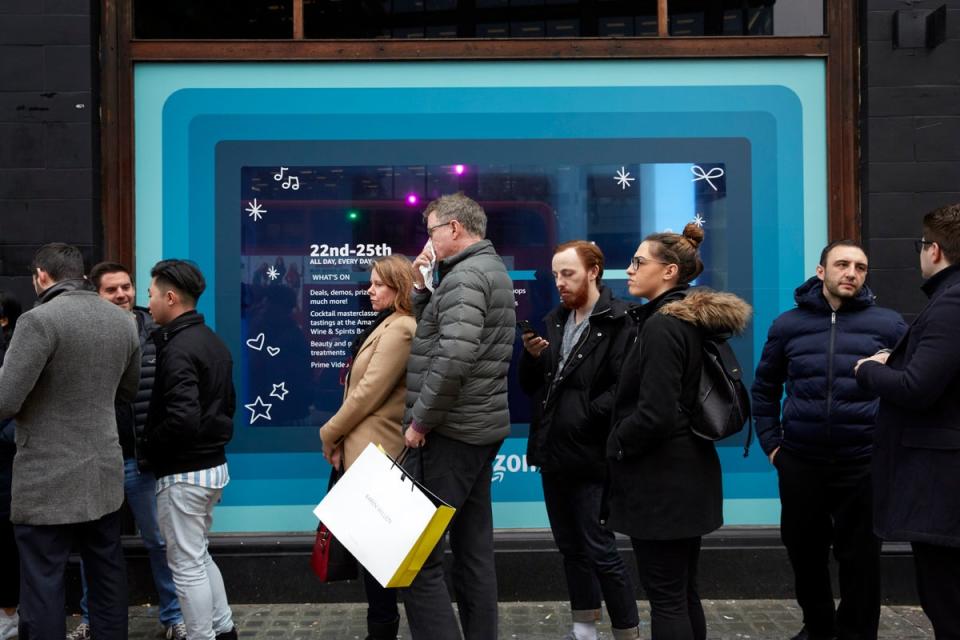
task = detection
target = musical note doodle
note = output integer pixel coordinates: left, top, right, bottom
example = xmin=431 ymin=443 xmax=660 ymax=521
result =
xmin=274 ymin=167 xmax=300 ymax=191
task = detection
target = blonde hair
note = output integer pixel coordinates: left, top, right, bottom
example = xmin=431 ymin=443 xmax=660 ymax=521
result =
xmin=371 ymin=255 xmax=415 ymax=316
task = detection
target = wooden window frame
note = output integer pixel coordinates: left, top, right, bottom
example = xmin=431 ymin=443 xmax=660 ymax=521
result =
xmin=100 ymin=0 xmax=858 ymax=266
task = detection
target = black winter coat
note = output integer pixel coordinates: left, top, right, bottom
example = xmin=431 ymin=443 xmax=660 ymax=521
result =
xmin=519 ymin=287 xmax=631 ymax=480
xmin=857 ymin=263 xmax=960 ymax=547
xmin=752 ymin=276 xmax=906 ymax=460
xmin=605 ymin=287 xmax=751 ymax=541
xmin=117 ymin=307 xmax=157 ymax=462
xmin=143 ymin=311 xmax=236 ymax=478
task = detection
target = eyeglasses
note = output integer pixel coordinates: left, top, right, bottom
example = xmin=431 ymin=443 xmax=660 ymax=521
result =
xmin=426 ymin=221 xmax=453 ymax=237
xmin=630 ymin=256 xmax=669 ymax=270
xmin=914 ymin=239 xmax=935 ymax=253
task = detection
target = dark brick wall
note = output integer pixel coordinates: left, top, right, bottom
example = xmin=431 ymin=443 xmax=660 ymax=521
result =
xmin=0 ymin=0 xmax=99 ymax=309
xmin=863 ymin=0 xmax=960 ymax=320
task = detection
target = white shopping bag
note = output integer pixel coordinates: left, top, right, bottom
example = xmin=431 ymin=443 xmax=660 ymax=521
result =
xmin=313 ymin=442 xmax=455 ymax=588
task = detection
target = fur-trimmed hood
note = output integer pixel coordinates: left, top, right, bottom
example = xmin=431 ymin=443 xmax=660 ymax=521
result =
xmin=658 ymin=288 xmax=752 ymax=336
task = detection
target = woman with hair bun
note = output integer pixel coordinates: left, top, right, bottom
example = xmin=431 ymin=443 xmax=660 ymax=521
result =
xmin=606 ymin=223 xmax=751 ymax=640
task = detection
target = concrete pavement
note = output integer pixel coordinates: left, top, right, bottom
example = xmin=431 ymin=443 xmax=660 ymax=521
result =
xmin=99 ymin=600 xmax=933 ymax=639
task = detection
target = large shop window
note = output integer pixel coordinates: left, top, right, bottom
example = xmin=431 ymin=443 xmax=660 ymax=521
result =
xmin=133 ymin=60 xmax=826 ymax=533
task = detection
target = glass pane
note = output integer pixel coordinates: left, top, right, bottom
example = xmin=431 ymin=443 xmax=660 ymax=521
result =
xmin=134 ymin=0 xmax=293 ymax=39
xmin=668 ymin=0 xmax=824 ymax=37
xmin=303 ymin=0 xmax=658 ymax=38
xmin=238 ymin=152 xmax=743 ymax=429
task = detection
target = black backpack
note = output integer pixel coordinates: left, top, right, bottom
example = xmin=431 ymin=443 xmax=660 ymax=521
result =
xmin=690 ymin=335 xmax=753 ymax=457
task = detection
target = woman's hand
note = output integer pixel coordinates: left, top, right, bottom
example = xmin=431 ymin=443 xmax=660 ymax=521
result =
xmin=330 ymin=446 xmax=343 ymax=471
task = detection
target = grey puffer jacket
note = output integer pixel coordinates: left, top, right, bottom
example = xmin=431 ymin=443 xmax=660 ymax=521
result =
xmin=404 ymin=239 xmax=516 ymax=446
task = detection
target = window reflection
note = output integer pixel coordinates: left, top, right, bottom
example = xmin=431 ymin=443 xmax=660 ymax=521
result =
xmin=133 ymin=0 xmax=823 ymax=39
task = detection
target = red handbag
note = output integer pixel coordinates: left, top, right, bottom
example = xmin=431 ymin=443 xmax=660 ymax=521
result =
xmin=311 ymin=465 xmax=358 ymax=582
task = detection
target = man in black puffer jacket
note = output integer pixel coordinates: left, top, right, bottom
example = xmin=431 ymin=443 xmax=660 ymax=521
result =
xmin=752 ymin=240 xmax=906 ymax=640
xmin=519 ymin=241 xmax=639 ymax=640
xmin=66 ymin=262 xmax=185 ymax=640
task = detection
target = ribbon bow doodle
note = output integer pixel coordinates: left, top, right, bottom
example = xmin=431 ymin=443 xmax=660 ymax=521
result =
xmin=690 ymin=165 xmax=725 ymax=191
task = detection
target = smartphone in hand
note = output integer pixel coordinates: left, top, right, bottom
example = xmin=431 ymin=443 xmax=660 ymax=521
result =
xmin=517 ymin=320 xmax=538 ymax=339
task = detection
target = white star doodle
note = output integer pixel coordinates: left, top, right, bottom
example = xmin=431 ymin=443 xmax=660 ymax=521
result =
xmin=270 ymin=382 xmax=289 ymax=401
xmin=266 ymin=266 xmax=279 ymax=281
xmin=613 ymin=167 xmax=635 ymax=190
xmin=244 ymin=396 xmax=272 ymax=424
xmin=245 ymin=199 xmax=266 ymax=222
xmin=693 ymin=213 xmax=706 ymax=228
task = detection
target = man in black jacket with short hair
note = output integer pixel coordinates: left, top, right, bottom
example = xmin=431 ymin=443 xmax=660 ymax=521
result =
xmin=856 ymin=203 xmax=960 ymax=638
xmin=143 ymin=260 xmax=237 ymax=640
xmin=752 ymin=240 xmax=906 ymax=640
xmin=519 ymin=240 xmax=639 ymax=640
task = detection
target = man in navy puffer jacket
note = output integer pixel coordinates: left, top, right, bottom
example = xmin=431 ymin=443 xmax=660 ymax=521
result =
xmin=752 ymin=240 xmax=906 ymax=640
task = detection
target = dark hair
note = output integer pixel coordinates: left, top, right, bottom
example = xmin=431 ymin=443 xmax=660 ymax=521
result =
xmin=645 ymin=222 xmax=705 ymax=285
xmin=89 ymin=261 xmax=131 ymax=290
xmin=923 ymin=203 xmax=960 ymax=264
xmin=554 ymin=240 xmax=605 ymax=281
xmin=30 ymin=243 xmax=85 ymax=282
xmin=150 ymin=259 xmax=206 ymax=305
xmin=0 ymin=290 xmax=22 ymax=337
xmin=819 ymin=239 xmax=865 ymax=267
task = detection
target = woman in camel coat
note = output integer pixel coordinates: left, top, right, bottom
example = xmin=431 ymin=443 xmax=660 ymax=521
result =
xmin=319 ymin=254 xmax=416 ymax=640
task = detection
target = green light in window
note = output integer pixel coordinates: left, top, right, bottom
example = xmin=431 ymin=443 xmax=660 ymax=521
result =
xmin=347 ymin=210 xmax=360 ymax=221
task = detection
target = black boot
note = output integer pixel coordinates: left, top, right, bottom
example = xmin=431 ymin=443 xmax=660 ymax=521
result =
xmin=365 ymin=617 xmax=400 ymax=640
xmin=215 ymin=627 xmax=238 ymax=640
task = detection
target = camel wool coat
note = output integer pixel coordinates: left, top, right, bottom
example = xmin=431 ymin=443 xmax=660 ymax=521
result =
xmin=320 ymin=311 xmax=416 ymax=469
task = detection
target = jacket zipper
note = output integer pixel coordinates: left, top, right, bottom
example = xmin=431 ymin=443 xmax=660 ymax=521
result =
xmin=826 ymin=311 xmax=837 ymax=444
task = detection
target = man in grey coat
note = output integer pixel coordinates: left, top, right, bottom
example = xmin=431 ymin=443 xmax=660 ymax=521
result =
xmin=402 ymin=193 xmax=516 ymax=640
xmin=0 ymin=243 xmax=140 ymax=640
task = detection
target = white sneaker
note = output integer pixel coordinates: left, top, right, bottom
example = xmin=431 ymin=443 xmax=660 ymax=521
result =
xmin=65 ymin=622 xmax=91 ymax=640
xmin=0 ymin=611 xmax=18 ymax=640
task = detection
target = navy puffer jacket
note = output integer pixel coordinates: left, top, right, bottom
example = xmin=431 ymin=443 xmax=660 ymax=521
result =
xmin=752 ymin=276 xmax=907 ymax=460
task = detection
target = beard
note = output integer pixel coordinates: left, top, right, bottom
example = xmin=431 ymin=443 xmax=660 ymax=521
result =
xmin=825 ymin=277 xmax=861 ymax=300
xmin=559 ymin=280 xmax=590 ymax=310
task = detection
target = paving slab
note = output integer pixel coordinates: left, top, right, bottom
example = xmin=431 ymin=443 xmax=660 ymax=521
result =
xmin=86 ymin=600 xmax=934 ymax=639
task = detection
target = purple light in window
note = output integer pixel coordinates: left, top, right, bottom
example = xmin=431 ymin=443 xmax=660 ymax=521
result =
xmin=406 ymin=194 xmax=419 ymax=206
xmin=454 ymin=164 xmax=466 ymax=175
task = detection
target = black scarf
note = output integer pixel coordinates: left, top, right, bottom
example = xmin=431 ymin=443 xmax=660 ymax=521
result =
xmin=349 ymin=308 xmax=394 ymax=359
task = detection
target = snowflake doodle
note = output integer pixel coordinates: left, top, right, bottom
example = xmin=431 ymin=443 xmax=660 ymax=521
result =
xmin=266 ymin=266 xmax=279 ymax=281
xmin=693 ymin=213 xmax=706 ymax=228
xmin=245 ymin=199 xmax=266 ymax=222
xmin=613 ymin=167 xmax=635 ymax=190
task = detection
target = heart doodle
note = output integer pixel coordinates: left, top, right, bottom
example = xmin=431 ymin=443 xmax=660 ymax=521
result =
xmin=266 ymin=346 xmax=280 ymax=357
xmin=246 ymin=333 xmax=265 ymax=351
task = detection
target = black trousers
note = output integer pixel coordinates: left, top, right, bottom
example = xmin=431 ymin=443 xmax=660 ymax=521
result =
xmin=14 ymin=509 xmax=128 ymax=640
xmin=401 ymin=432 xmax=502 ymax=640
xmin=0 ymin=517 xmax=18 ymax=608
xmin=912 ymin=542 xmax=960 ymax=640
xmin=631 ymin=537 xmax=705 ymax=640
xmin=776 ymin=449 xmax=881 ymax=639
xmin=541 ymin=473 xmax=639 ymax=630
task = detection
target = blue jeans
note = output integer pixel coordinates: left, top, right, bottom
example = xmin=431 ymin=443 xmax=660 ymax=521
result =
xmin=541 ymin=473 xmax=639 ymax=632
xmin=81 ymin=458 xmax=182 ymax=627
